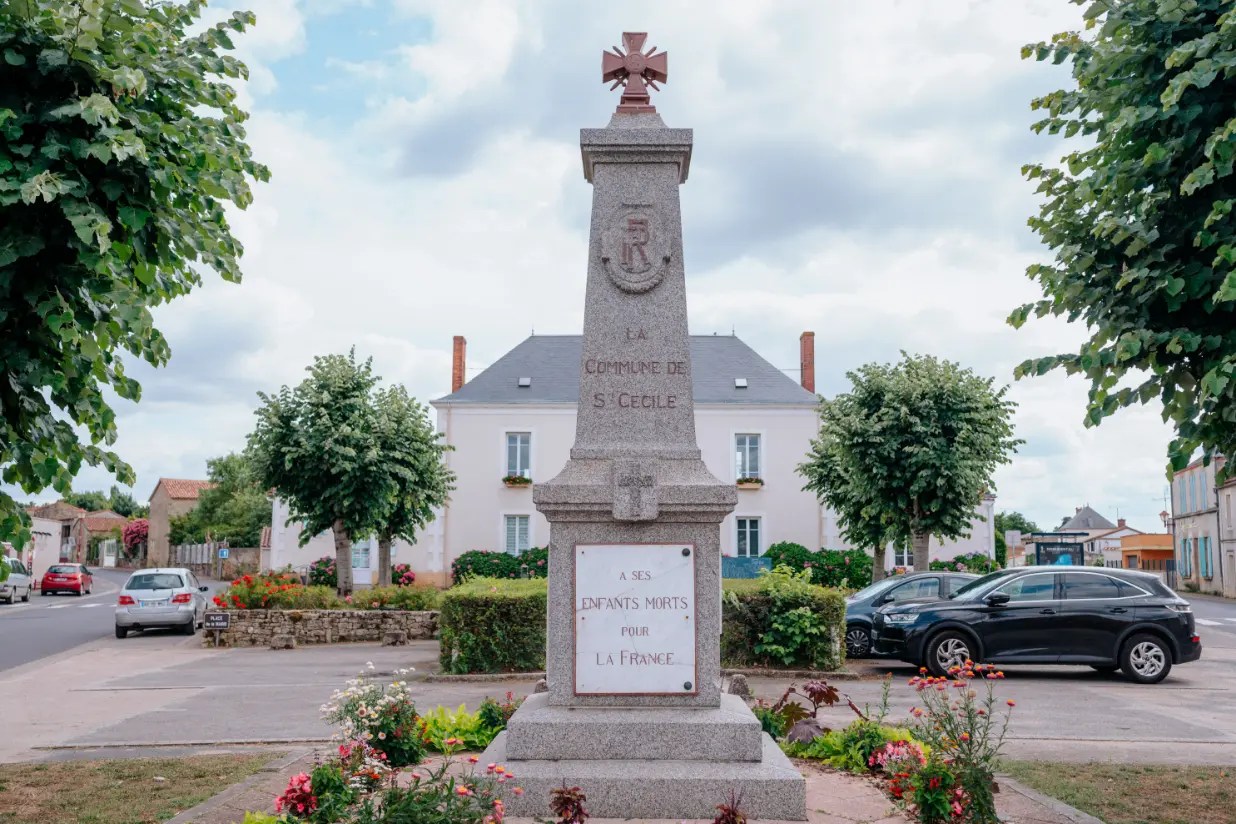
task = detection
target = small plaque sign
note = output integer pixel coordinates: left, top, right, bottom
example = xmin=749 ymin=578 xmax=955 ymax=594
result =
xmin=574 ymin=543 xmax=696 ymax=695
xmin=204 ymin=612 xmax=231 ymax=631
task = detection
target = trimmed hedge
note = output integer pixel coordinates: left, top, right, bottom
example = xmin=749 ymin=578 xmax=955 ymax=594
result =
xmin=436 ymin=574 xmax=846 ymax=674
xmin=930 ymin=552 xmax=999 ymax=574
xmin=450 ymin=548 xmax=549 ymax=582
xmin=439 ymin=577 xmax=548 ymax=674
xmin=721 ymin=569 xmax=846 ymax=671
xmin=764 ymin=542 xmax=873 ymax=589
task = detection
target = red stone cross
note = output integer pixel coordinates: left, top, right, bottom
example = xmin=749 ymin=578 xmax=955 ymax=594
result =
xmin=602 ymin=32 xmax=668 ymax=114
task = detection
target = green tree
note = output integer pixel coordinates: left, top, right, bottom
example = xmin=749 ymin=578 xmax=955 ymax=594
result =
xmin=63 ymin=489 xmax=108 ymax=511
xmin=799 ymin=353 xmax=1021 ymax=579
xmin=247 ymin=351 xmax=395 ymax=596
xmin=0 ymin=0 xmax=268 ymax=548
xmin=107 ymin=485 xmax=139 ymax=518
xmin=371 ymin=386 xmax=454 ymax=589
xmin=168 ymin=453 xmax=270 ymax=547
xmin=1012 ymin=0 xmax=1236 ymax=479
xmin=994 ymin=511 xmax=1040 ymax=537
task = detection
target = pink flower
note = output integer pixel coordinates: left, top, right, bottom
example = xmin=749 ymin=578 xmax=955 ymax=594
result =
xmin=469 ymin=755 xmax=479 ymax=763
xmin=513 ymin=787 xmax=524 ymax=796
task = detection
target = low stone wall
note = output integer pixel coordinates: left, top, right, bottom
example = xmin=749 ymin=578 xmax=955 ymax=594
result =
xmin=206 ymin=609 xmax=438 ymax=648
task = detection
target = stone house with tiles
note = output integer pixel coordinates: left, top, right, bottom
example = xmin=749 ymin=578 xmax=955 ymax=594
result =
xmin=147 ymin=478 xmax=215 ymax=568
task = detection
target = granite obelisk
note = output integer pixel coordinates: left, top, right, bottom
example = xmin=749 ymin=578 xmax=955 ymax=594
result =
xmin=481 ymin=33 xmax=806 ymax=819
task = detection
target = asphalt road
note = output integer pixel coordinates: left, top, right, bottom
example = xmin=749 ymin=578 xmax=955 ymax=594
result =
xmin=0 ymin=568 xmax=226 ymax=672
xmin=1187 ymin=591 xmax=1236 ymax=647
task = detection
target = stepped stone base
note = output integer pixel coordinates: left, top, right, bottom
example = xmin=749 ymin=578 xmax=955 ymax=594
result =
xmin=505 ymin=693 xmax=763 ymax=762
xmin=482 ymin=732 xmax=807 ymax=820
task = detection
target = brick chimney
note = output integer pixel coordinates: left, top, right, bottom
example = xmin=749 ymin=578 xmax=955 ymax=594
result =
xmin=1118 ymin=518 xmax=1126 ymax=528
xmin=451 ymin=336 xmax=466 ymax=393
xmin=799 ymin=331 xmax=815 ymax=393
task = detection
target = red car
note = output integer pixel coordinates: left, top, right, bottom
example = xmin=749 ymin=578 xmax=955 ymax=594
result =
xmin=41 ymin=564 xmax=94 ymax=596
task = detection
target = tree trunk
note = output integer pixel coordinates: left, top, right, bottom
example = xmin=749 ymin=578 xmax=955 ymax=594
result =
xmin=377 ymin=534 xmax=392 ymax=589
xmin=872 ymin=545 xmax=887 ymax=582
xmin=912 ymin=530 xmax=931 ymax=572
xmin=332 ymin=519 xmax=354 ymax=596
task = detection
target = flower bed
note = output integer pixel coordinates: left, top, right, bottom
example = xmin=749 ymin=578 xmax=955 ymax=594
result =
xmin=205 ymin=608 xmax=438 ymax=648
xmin=451 ymin=548 xmax=548 ymax=582
xmin=213 ymin=572 xmax=440 ymax=611
xmin=764 ymin=665 xmax=1015 ymax=823
xmin=763 ymin=542 xmax=873 ymax=589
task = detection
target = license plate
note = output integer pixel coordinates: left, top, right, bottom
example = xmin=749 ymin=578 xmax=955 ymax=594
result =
xmin=139 ymin=600 xmax=168 ymax=608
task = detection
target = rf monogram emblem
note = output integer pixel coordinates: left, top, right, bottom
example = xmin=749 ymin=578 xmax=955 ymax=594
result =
xmin=602 ymin=209 xmax=670 ymax=293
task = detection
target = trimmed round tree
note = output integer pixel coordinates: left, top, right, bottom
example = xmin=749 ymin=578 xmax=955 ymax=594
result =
xmin=1012 ymin=1 xmax=1236 ymax=478
xmin=0 ymin=0 xmax=268 ymax=547
xmin=798 ymin=354 xmax=1021 ymax=580
xmin=247 ymin=351 xmax=394 ymax=596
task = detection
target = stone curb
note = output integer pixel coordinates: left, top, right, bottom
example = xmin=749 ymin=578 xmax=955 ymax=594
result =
xmin=996 ymin=775 xmax=1106 ymax=824
xmin=163 ymin=748 xmax=315 ymax=824
xmin=421 ymin=668 xmax=861 ymax=683
xmin=422 ymin=671 xmax=544 ymax=682
xmin=722 ymin=667 xmax=861 ymax=681
xmin=36 ymin=738 xmax=331 ymax=751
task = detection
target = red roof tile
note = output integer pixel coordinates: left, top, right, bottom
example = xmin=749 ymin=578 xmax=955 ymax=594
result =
xmin=152 ymin=479 xmax=215 ymax=501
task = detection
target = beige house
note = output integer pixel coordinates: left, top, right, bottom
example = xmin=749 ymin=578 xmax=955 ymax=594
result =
xmin=147 ymin=478 xmax=214 ymax=567
xmin=268 ymin=332 xmax=997 ymax=585
xmin=1171 ymin=456 xmax=1226 ymax=595
xmin=1219 ymin=474 xmax=1236 ymax=598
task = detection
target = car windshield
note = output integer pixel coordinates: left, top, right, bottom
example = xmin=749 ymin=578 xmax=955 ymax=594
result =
xmin=127 ymin=573 xmax=184 ymax=590
xmin=49 ymin=565 xmax=79 ymax=574
xmin=949 ymin=569 xmax=1018 ymax=600
xmin=847 ymin=578 xmax=902 ymax=602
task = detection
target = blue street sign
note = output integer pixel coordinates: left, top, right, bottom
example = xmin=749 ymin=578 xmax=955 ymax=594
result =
xmin=218 ymin=548 xmax=229 ymax=559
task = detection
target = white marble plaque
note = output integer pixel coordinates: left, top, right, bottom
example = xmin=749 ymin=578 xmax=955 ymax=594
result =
xmin=574 ymin=543 xmax=696 ymax=695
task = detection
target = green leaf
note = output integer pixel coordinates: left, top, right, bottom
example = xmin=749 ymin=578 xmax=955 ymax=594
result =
xmin=4 ymin=49 xmax=26 ymax=66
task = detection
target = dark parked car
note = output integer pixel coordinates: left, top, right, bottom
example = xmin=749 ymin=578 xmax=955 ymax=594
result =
xmin=844 ymin=571 xmax=978 ymax=658
xmin=872 ymin=566 xmax=1201 ymax=684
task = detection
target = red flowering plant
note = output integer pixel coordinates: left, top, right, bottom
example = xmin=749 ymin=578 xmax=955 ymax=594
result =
xmin=211 ymin=571 xmax=304 ymax=610
xmin=274 ymin=771 xmax=317 ymax=820
xmin=392 ymin=563 xmax=416 ymax=587
xmin=308 ymin=557 xmax=337 ymax=588
xmin=906 ymin=663 xmax=1013 ymax=823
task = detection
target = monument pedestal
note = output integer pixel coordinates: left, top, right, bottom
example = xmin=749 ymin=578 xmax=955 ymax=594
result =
xmin=488 ymin=37 xmax=807 ymax=819
xmin=482 ymin=724 xmax=805 ymax=820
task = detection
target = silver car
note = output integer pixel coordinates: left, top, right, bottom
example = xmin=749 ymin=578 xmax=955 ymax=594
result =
xmin=115 ymin=568 xmax=209 ymax=638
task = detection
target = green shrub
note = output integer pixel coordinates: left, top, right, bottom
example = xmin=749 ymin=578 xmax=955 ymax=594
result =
xmin=451 ymin=548 xmax=548 ymax=582
xmin=764 ymin=542 xmax=872 ymax=589
xmin=930 ymin=552 xmax=998 ymax=574
xmin=439 ymin=577 xmax=547 ymax=674
xmin=417 ymin=703 xmax=500 ymax=752
xmin=350 ymin=585 xmax=441 ymax=611
xmin=721 ymin=566 xmax=846 ymax=670
xmin=309 ymin=556 xmax=337 ymax=588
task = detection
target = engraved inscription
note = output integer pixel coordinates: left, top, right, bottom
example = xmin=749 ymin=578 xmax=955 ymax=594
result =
xmin=620 ymin=217 xmax=651 ymax=274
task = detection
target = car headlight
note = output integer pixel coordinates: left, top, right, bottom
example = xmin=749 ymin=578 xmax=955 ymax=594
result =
xmin=1166 ymin=603 xmax=1191 ymax=614
xmin=884 ymin=612 xmax=919 ymax=625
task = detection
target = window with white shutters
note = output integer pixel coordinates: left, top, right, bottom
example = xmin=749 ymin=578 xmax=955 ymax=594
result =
xmin=505 ymin=515 xmax=530 ymax=555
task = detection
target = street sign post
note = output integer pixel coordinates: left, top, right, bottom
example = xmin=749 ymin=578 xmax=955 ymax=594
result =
xmin=205 ymin=611 xmax=230 ymax=647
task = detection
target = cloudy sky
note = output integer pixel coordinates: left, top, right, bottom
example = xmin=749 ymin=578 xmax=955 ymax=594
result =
xmin=27 ymin=0 xmax=1181 ymax=533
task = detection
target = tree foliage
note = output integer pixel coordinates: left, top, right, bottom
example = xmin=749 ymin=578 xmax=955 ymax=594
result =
xmin=799 ymin=353 xmax=1021 ymax=576
xmin=61 ymin=484 xmax=141 ymax=516
xmin=63 ymin=489 xmax=108 ymax=511
xmin=168 ymin=452 xmax=270 ymax=547
xmin=994 ymin=511 xmax=1039 ymax=537
xmin=247 ymin=351 xmax=445 ymax=595
xmin=371 ymin=385 xmax=454 ymax=589
xmin=0 ymin=0 xmax=268 ymax=548
xmin=1012 ymin=0 xmax=1236 ymax=478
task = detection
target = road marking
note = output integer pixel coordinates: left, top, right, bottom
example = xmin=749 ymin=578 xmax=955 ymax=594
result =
xmin=1196 ymin=618 xmax=1222 ymax=626
xmin=46 ymin=604 xmax=71 ymax=610
xmin=80 ymin=603 xmax=104 ymax=608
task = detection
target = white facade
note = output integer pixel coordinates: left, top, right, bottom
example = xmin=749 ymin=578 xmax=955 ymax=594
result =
xmin=823 ymin=495 xmax=997 ymax=572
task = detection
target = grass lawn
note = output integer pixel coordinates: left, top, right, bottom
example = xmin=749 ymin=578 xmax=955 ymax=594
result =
xmin=0 ymin=752 xmax=281 ymax=824
xmin=1003 ymin=760 xmax=1235 ymax=824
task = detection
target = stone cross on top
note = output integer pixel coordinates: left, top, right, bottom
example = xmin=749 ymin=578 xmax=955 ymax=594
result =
xmin=602 ymin=32 xmax=668 ymax=114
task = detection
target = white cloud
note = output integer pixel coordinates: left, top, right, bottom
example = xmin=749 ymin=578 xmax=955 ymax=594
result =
xmin=23 ymin=0 xmax=1180 ymax=536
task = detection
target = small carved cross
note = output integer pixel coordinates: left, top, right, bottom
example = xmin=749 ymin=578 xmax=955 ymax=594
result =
xmin=602 ymin=32 xmax=668 ymax=114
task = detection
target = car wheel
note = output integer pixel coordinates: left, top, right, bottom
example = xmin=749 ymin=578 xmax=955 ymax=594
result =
xmin=75 ymin=588 xmax=83 ymax=597
xmin=40 ymin=589 xmax=48 ymax=597
xmin=926 ymin=631 xmax=974 ymax=678
xmin=1090 ymin=664 xmax=1119 ymax=674
xmin=21 ymin=587 xmax=30 ymax=602
xmin=1121 ymin=634 xmax=1172 ymax=684
xmin=115 ymin=626 xmax=127 ymax=639
xmin=182 ymin=619 xmax=196 ymax=636
xmin=845 ymin=625 xmax=872 ymax=658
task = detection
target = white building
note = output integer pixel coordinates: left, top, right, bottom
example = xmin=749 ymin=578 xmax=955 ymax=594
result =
xmin=267 ymin=333 xmax=996 ymax=585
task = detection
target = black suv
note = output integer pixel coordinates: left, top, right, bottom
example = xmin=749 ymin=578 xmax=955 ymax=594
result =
xmin=872 ymin=566 xmax=1201 ymax=684
xmin=843 ymin=571 xmax=977 ymax=658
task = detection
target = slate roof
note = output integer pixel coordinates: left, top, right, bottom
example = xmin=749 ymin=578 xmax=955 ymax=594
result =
xmin=1060 ymin=505 xmax=1116 ymax=531
xmin=434 ymin=335 xmax=818 ymax=406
